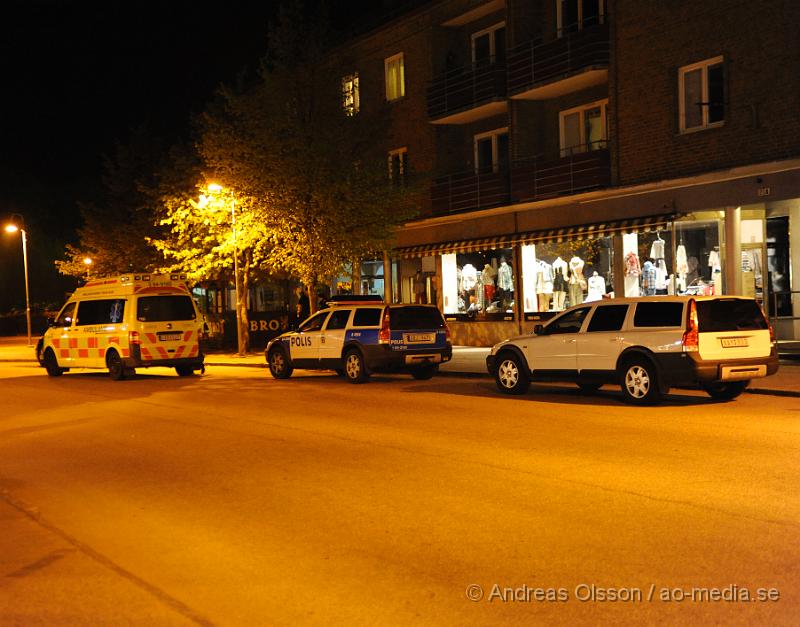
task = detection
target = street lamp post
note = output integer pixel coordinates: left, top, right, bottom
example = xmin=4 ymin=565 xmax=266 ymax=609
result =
xmin=83 ymin=257 xmax=93 ymax=281
xmin=4 ymin=215 xmax=32 ymax=347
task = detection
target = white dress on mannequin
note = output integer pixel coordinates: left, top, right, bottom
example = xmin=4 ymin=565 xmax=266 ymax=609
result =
xmin=586 ymin=272 xmax=606 ymax=302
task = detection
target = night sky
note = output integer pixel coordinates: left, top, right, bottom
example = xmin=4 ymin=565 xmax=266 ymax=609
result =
xmin=0 ymin=0 xmax=417 ymax=313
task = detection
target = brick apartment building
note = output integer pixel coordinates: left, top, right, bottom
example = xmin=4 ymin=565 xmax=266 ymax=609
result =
xmin=331 ymin=0 xmax=800 ymax=346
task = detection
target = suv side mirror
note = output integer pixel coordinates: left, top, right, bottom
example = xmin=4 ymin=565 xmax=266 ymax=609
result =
xmin=533 ymin=324 xmax=544 ymax=335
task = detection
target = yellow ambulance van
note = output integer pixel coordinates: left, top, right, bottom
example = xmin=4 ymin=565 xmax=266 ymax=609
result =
xmin=40 ymin=274 xmax=205 ymax=380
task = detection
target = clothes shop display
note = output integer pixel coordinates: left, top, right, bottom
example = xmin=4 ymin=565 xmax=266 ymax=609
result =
xmin=649 ymin=236 xmax=665 ymax=262
xmin=586 ymin=272 xmax=606 ymax=302
xmin=461 ymin=263 xmax=478 ymax=292
xmin=568 ymin=256 xmax=585 ymax=306
xmin=481 ymin=264 xmax=496 ymax=303
xmin=535 ymin=260 xmax=554 ymax=311
xmin=551 ymin=257 xmax=568 ymax=311
xmin=708 ymin=248 xmax=721 ymax=274
xmin=641 ymin=260 xmax=656 ymax=296
xmin=497 ymin=260 xmax=513 ymax=291
xmin=624 ymin=251 xmax=641 ymax=276
xmin=655 ymin=259 xmax=668 ymax=292
xmin=676 ymin=244 xmax=689 ymax=275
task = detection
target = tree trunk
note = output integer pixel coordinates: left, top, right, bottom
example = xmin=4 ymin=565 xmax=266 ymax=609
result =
xmin=236 ymin=255 xmax=250 ymax=355
xmin=352 ymin=258 xmax=362 ymax=295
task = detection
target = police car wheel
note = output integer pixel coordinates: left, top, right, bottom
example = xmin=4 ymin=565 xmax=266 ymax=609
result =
xmin=410 ymin=364 xmax=438 ymax=380
xmin=344 ymin=350 xmax=369 ymax=384
xmin=43 ymin=349 xmax=64 ymax=377
xmin=268 ymin=348 xmax=293 ymax=379
xmin=107 ymin=350 xmax=126 ymax=381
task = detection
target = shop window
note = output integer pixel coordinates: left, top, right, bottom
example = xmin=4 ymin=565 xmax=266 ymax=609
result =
xmin=679 ymin=56 xmax=724 ymax=132
xmin=342 ymin=73 xmax=360 ymax=116
xmin=471 ymin=22 xmax=506 ymax=66
xmin=767 ymin=217 xmax=791 ymax=317
xmin=474 ymin=129 xmax=509 ymax=173
xmin=559 ymin=100 xmax=608 ymax=157
xmin=558 ymin=0 xmax=606 ymax=35
xmin=384 ymin=53 xmax=405 ymax=101
xmin=521 ymin=238 xmax=613 ymax=314
xmin=442 ymin=249 xmax=515 ymax=321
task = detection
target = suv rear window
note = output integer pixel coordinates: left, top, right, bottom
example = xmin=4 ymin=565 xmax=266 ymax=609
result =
xmin=633 ymin=302 xmax=684 ymax=327
xmin=696 ymin=299 xmax=768 ymax=332
xmin=137 ymin=296 xmax=196 ymax=322
xmin=353 ymin=308 xmax=382 ymax=327
xmin=389 ymin=306 xmax=445 ymax=330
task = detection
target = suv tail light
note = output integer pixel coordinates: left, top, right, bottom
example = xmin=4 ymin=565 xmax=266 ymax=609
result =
xmin=682 ymin=299 xmax=699 ymax=352
xmin=768 ymin=323 xmax=776 ymax=344
xmin=128 ymin=331 xmax=141 ymax=345
xmin=378 ymin=310 xmax=391 ymax=344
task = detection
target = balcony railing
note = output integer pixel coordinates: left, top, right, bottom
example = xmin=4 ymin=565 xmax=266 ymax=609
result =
xmin=430 ymin=169 xmax=510 ymax=215
xmin=427 ymin=61 xmax=507 ymax=121
xmin=507 ymin=21 xmax=609 ymax=96
xmin=510 ymin=148 xmax=610 ymax=203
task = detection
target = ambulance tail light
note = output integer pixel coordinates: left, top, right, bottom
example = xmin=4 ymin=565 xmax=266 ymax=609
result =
xmin=128 ymin=331 xmax=141 ymax=345
xmin=378 ymin=310 xmax=391 ymax=344
xmin=682 ymin=299 xmax=699 ymax=352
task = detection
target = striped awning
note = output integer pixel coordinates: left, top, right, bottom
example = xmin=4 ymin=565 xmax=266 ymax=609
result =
xmin=394 ymin=214 xmax=676 ymax=259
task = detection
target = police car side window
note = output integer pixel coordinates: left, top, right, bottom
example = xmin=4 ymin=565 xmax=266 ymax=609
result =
xmin=352 ymin=308 xmax=382 ymax=327
xmin=326 ymin=310 xmax=351 ymax=331
xmin=299 ymin=312 xmax=328 ymax=333
xmin=55 ymin=302 xmax=77 ymax=327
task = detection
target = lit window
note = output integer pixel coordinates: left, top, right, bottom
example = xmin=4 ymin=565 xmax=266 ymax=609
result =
xmin=559 ymin=100 xmax=608 ymax=157
xmin=473 ymin=128 xmax=509 ymax=173
xmin=679 ymin=56 xmax=724 ymax=133
xmin=342 ymin=73 xmax=360 ymax=116
xmin=388 ymin=147 xmax=408 ymax=182
xmin=384 ymin=53 xmax=405 ymax=101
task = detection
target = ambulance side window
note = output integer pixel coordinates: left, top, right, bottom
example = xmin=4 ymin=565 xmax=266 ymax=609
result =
xmin=55 ymin=302 xmax=77 ymax=327
xmin=75 ymin=299 xmax=126 ymax=326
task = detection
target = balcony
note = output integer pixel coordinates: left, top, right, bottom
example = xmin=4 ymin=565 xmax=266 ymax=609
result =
xmin=430 ymin=169 xmax=510 ymax=215
xmin=427 ymin=62 xmax=507 ymax=125
xmin=510 ymin=148 xmax=610 ymax=202
xmin=507 ymin=22 xmax=609 ymax=100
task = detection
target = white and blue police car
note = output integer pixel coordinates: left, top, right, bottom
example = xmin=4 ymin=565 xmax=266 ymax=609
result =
xmin=265 ymin=296 xmax=452 ymax=383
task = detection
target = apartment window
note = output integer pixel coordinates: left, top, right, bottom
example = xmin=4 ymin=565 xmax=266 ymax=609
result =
xmin=384 ymin=53 xmax=405 ymax=101
xmin=679 ymin=56 xmax=724 ymax=132
xmin=558 ymin=0 xmax=606 ymax=35
xmin=471 ymin=22 xmax=506 ymax=66
xmin=388 ymin=147 xmax=408 ymax=182
xmin=559 ymin=100 xmax=608 ymax=157
xmin=474 ymin=129 xmax=509 ymax=173
xmin=342 ymin=73 xmax=360 ymax=116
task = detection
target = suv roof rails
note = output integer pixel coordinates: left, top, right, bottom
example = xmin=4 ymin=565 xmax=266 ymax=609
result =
xmin=326 ymin=295 xmax=385 ymax=306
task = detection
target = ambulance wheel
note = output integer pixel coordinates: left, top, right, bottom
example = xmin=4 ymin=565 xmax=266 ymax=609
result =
xmin=43 ymin=349 xmax=64 ymax=377
xmin=410 ymin=364 xmax=438 ymax=380
xmin=344 ymin=349 xmax=369 ymax=384
xmin=107 ymin=349 xmax=126 ymax=381
xmin=268 ymin=347 xmax=293 ymax=379
xmin=175 ymin=366 xmax=195 ymax=377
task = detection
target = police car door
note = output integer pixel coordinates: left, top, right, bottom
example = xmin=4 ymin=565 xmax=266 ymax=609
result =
xmin=319 ymin=309 xmax=352 ymax=368
xmin=288 ymin=311 xmax=329 ymax=368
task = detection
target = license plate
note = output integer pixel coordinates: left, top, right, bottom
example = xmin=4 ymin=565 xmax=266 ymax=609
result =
xmin=721 ymin=337 xmax=748 ymax=348
xmin=159 ymin=333 xmax=182 ymax=342
xmin=404 ymin=333 xmax=435 ymax=344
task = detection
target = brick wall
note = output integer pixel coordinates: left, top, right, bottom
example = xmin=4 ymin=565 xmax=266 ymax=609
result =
xmin=614 ymin=0 xmax=800 ymax=186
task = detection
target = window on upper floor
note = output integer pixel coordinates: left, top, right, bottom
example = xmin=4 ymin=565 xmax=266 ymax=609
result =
xmin=559 ymin=99 xmax=608 ymax=157
xmin=342 ymin=73 xmax=360 ymax=116
xmin=471 ymin=22 xmax=506 ymax=66
xmin=474 ymin=128 xmax=509 ymax=174
xmin=679 ymin=56 xmax=724 ymax=133
xmin=388 ymin=147 xmax=408 ymax=183
xmin=558 ymin=0 xmax=606 ymax=36
xmin=384 ymin=53 xmax=405 ymax=101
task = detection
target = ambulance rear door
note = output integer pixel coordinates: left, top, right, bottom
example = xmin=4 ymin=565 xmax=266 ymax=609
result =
xmin=134 ymin=293 xmax=201 ymax=362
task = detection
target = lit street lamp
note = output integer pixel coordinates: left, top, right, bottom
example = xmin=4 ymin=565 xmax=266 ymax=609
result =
xmin=4 ymin=215 xmax=32 ymax=347
xmin=83 ymin=257 xmax=93 ymax=281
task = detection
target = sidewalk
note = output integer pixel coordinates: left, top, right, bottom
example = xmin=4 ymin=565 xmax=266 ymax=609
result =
xmin=1 ymin=336 xmax=797 ymax=397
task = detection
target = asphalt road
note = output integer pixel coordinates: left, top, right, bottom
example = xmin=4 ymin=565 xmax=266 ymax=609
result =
xmin=0 ymin=362 xmax=798 ymax=626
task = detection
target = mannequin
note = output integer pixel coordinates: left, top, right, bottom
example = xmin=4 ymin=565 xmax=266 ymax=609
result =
xmin=624 ymin=250 xmax=641 ymax=297
xmin=676 ymin=242 xmax=689 ymax=290
xmin=655 ymin=259 xmax=668 ymax=294
xmin=641 ymin=259 xmax=656 ymax=296
xmin=535 ymin=259 xmax=554 ymax=312
xmin=551 ymin=256 xmax=568 ymax=311
xmin=497 ymin=257 xmax=513 ymax=310
xmin=586 ymin=271 xmax=606 ymax=302
xmin=413 ymin=270 xmax=426 ymax=304
xmin=650 ymin=232 xmax=665 ymax=261
xmin=461 ymin=263 xmax=478 ymax=292
xmin=481 ymin=263 xmax=496 ymax=305
xmin=568 ymin=256 xmax=585 ymax=306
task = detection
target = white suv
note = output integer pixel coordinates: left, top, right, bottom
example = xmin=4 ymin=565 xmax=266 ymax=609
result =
xmin=486 ymin=296 xmax=778 ymax=404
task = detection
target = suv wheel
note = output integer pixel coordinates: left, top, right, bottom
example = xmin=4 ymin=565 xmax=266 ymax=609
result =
xmin=410 ymin=364 xmax=438 ymax=380
xmin=703 ymin=380 xmax=748 ymax=400
xmin=620 ymin=358 xmax=661 ymax=405
xmin=495 ymin=352 xmax=530 ymax=395
xmin=43 ymin=348 xmax=64 ymax=377
xmin=344 ymin=350 xmax=369 ymax=384
xmin=268 ymin=347 xmax=293 ymax=379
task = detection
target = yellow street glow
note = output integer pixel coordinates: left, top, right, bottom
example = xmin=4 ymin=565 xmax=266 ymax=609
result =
xmin=4 ymin=224 xmax=19 ymax=233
